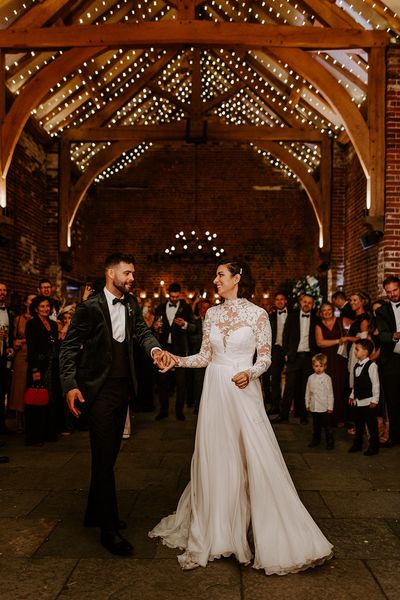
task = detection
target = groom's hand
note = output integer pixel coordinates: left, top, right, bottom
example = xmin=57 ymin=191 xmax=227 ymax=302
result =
xmin=153 ymin=349 xmax=177 ymax=372
xmin=66 ymin=388 xmax=85 ymax=417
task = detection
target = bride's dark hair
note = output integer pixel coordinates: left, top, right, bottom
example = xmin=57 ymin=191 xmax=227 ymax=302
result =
xmin=217 ymin=259 xmax=255 ymax=299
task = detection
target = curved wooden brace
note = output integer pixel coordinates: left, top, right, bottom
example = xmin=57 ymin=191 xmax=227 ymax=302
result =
xmin=257 ymin=141 xmax=327 ymax=249
xmin=270 ymin=47 xmax=370 ymax=177
xmin=0 ymin=46 xmax=104 ymax=174
xmin=68 ymin=139 xmax=135 ymax=230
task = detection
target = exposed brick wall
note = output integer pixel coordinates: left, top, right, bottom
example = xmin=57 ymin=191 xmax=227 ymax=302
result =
xmin=0 ymin=131 xmax=51 ymax=304
xmin=70 ymin=143 xmax=322 ymax=304
xmin=339 ymin=145 xmax=380 ymax=300
xmin=330 ymin=143 xmax=346 ymax=295
xmin=383 ymin=46 xmax=400 ymax=283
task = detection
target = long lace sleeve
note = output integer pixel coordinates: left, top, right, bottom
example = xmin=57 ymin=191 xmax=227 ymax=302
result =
xmin=247 ymin=310 xmax=272 ymax=380
xmin=177 ymin=313 xmax=213 ymax=368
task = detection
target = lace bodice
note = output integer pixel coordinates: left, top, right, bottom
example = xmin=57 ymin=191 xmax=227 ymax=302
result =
xmin=177 ymin=298 xmax=271 ymax=379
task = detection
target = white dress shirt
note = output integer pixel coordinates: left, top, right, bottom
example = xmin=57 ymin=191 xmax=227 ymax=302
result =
xmin=305 ymin=372 xmax=334 ymax=413
xmin=391 ymin=301 xmax=400 ymax=355
xmin=349 ymin=358 xmax=380 ymax=406
xmin=275 ymin=309 xmax=287 ymax=347
xmin=297 ymin=312 xmax=311 ymax=352
xmin=104 ymin=287 xmax=126 ymax=342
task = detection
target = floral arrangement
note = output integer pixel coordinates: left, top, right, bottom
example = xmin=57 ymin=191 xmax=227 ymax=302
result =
xmin=291 ymin=275 xmax=323 ymax=308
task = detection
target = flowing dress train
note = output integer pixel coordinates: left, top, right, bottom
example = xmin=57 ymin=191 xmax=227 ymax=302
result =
xmin=149 ymin=298 xmax=333 ymax=575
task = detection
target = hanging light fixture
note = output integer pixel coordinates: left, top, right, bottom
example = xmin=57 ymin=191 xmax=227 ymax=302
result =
xmin=163 ymin=145 xmax=224 ymax=261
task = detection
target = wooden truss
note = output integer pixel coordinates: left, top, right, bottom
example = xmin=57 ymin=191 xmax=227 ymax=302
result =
xmin=0 ymin=0 xmax=391 ymax=254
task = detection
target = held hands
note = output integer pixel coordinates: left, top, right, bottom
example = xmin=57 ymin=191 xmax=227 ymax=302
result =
xmin=232 ymin=371 xmax=250 ymax=389
xmin=66 ymin=388 xmax=85 ymax=418
xmin=152 ymin=349 xmax=178 ymax=372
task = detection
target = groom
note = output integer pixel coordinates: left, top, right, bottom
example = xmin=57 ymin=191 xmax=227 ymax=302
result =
xmin=59 ymin=253 xmax=172 ymax=556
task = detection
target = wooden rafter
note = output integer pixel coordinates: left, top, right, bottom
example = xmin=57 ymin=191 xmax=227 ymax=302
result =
xmin=269 ymin=47 xmax=370 ymax=174
xmin=0 ymin=23 xmax=389 ymax=50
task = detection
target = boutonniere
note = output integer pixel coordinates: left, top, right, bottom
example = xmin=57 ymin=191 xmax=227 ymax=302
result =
xmin=127 ymin=302 xmax=133 ymax=318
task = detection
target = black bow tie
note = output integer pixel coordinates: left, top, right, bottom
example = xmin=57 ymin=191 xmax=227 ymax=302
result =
xmin=0 ymin=306 xmax=5 ymax=311
xmin=395 ymin=303 xmax=400 ymax=308
xmin=355 ymin=362 xmax=363 ymax=367
xmin=168 ymin=303 xmax=178 ymax=308
xmin=278 ymin=310 xmax=287 ymax=315
xmin=301 ymin=314 xmax=310 ymax=318
xmin=112 ymin=297 xmax=126 ymax=306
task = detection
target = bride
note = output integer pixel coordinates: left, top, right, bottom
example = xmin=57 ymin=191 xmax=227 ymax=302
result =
xmin=149 ymin=260 xmax=333 ymax=575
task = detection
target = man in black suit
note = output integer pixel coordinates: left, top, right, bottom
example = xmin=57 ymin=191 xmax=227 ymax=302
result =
xmin=0 ymin=283 xmax=14 ymax=434
xmin=332 ymin=291 xmax=355 ymax=325
xmin=376 ymin=275 xmax=400 ymax=447
xmin=274 ymin=293 xmax=317 ymax=424
xmin=266 ymin=292 xmax=289 ymax=416
xmin=154 ymin=283 xmax=195 ymax=421
xmin=59 ymin=253 xmax=172 ymax=556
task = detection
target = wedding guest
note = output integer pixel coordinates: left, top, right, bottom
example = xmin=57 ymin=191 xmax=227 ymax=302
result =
xmin=274 ymin=293 xmax=318 ymax=424
xmin=37 ymin=278 xmax=61 ymax=321
xmin=25 ymin=295 xmax=62 ymax=445
xmin=305 ymin=353 xmax=334 ymax=450
xmin=340 ymin=292 xmax=370 ymax=389
xmin=315 ymin=302 xmax=348 ymax=426
xmin=0 ymin=282 xmax=14 ymax=435
xmin=187 ymin=298 xmax=212 ymax=414
xmin=369 ymin=299 xmax=388 ymax=443
xmin=136 ymin=299 xmax=157 ymax=412
xmin=348 ymin=339 xmax=379 ymax=456
xmin=154 ymin=283 xmax=195 ymax=421
xmin=8 ymin=293 xmax=36 ymax=433
xmin=58 ymin=307 xmax=74 ymax=341
xmin=266 ymin=292 xmax=289 ymax=416
xmin=376 ymin=275 xmax=400 ymax=448
xmin=332 ymin=291 xmax=355 ymax=327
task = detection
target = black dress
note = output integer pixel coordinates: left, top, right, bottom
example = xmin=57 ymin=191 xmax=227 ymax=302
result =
xmin=25 ymin=316 xmax=62 ymax=444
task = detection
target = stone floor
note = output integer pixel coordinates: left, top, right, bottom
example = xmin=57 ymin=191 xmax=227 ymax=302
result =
xmin=1 ymin=410 xmax=400 ymax=600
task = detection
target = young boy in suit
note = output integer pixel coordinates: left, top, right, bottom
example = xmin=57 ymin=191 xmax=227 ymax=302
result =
xmin=348 ymin=339 xmax=380 ymax=456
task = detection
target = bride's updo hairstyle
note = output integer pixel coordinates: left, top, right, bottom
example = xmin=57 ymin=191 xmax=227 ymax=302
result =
xmin=218 ymin=260 xmax=255 ymax=299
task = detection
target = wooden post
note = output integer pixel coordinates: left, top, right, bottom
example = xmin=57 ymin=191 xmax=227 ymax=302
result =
xmin=59 ymin=137 xmax=71 ymax=252
xmin=0 ymin=51 xmax=6 ymax=207
xmin=319 ymin=136 xmax=332 ymax=254
xmin=367 ymin=47 xmax=386 ymax=226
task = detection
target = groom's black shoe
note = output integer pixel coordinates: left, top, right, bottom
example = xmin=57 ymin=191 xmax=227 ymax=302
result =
xmin=100 ymin=530 xmax=133 ymax=556
xmin=84 ymin=518 xmax=128 ymax=530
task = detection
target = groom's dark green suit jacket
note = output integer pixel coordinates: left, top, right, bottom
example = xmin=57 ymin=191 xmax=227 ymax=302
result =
xmin=59 ymin=291 xmax=160 ymax=404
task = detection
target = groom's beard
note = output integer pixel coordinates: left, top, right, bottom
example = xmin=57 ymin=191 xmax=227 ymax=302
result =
xmin=114 ymin=280 xmax=132 ymax=295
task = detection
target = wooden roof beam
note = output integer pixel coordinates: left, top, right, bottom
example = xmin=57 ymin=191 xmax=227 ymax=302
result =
xmin=63 ymin=123 xmax=327 ymax=143
xmin=0 ymin=23 xmax=389 ymax=50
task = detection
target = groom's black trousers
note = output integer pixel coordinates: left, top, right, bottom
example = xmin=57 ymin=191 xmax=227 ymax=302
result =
xmin=85 ymin=377 xmax=129 ymax=530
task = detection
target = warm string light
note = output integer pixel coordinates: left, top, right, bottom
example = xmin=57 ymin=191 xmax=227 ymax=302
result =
xmin=94 ymin=142 xmax=152 ymax=181
xmin=1 ymin=0 xmax=395 ymax=180
xmin=164 ymin=230 xmax=225 ymax=259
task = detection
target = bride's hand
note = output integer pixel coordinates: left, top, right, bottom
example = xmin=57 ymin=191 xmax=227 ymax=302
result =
xmin=232 ymin=371 xmax=250 ymax=389
xmin=153 ymin=350 xmax=178 ymax=372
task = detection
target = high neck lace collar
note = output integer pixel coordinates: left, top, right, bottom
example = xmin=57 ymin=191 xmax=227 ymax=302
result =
xmin=222 ymin=297 xmax=247 ymax=306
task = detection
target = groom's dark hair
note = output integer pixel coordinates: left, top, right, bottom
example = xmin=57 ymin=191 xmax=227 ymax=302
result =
xmin=104 ymin=253 xmax=135 ymax=269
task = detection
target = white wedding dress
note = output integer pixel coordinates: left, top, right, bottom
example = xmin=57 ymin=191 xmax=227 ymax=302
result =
xmin=149 ymin=298 xmax=333 ymax=575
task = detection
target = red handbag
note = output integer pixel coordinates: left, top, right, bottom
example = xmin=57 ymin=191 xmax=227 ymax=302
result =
xmin=24 ymin=386 xmax=49 ymax=406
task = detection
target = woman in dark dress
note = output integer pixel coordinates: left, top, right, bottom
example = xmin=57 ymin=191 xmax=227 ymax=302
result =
xmin=315 ymin=302 xmax=349 ymax=426
xmin=340 ymin=292 xmax=370 ymax=388
xmin=25 ymin=295 xmax=62 ymax=445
